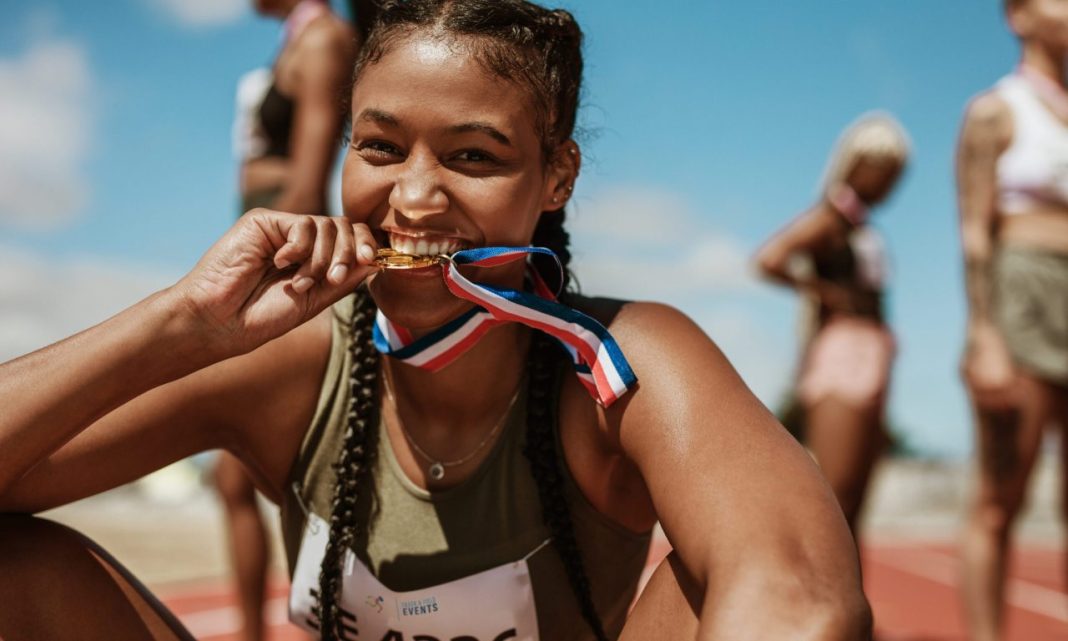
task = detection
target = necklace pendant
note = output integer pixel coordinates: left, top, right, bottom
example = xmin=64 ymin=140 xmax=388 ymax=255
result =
xmin=428 ymin=462 xmax=445 ymax=481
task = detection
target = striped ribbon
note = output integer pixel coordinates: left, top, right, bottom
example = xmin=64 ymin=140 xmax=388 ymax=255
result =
xmin=372 ymin=247 xmax=637 ymax=407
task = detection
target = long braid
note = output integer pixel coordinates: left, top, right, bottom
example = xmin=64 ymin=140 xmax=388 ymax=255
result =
xmin=316 ymin=289 xmax=380 ymax=640
xmin=522 ymin=209 xmax=608 ymax=641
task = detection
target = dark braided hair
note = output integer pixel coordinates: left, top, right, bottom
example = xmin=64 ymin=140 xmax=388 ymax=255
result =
xmin=315 ymin=290 xmax=380 ymax=638
xmin=317 ymin=1 xmax=606 ymax=639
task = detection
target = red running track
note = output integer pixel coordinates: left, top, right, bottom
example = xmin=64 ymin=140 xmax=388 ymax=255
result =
xmin=158 ymin=540 xmax=1066 ymax=640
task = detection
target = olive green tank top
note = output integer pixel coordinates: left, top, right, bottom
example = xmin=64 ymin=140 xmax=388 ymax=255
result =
xmin=281 ymin=295 xmax=651 ymax=640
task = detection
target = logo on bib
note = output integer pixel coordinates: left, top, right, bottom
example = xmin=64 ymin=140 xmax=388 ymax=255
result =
xmin=366 ymin=595 xmax=385 ymax=614
xmin=399 ymin=596 xmax=440 ymax=617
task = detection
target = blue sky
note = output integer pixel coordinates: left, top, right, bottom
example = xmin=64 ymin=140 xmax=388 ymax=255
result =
xmin=0 ymin=1 xmax=1022 ymax=457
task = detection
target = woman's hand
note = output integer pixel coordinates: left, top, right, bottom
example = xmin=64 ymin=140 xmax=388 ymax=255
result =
xmin=171 ymin=209 xmax=378 ymax=357
xmin=961 ymin=322 xmax=1017 ymax=409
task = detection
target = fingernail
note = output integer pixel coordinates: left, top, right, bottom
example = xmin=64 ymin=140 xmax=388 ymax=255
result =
xmin=276 ymin=257 xmax=292 ymax=269
xmin=359 ymin=244 xmax=375 ymax=262
xmin=292 ymin=276 xmax=315 ymax=293
xmin=329 ymin=263 xmax=348 ymax=282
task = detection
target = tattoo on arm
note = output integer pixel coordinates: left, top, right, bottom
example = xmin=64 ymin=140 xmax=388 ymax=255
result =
xmin=957 ymin=95 xmax=1008 ymax=328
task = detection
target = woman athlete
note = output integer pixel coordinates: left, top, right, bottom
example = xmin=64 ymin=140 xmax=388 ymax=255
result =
xmin=958 ymin=2 xmax=1068 ymax=639
xmin=0 ymin=1 xmax=870 ymax=639
xmin=754 ymin=113 xmax=908 ymax=538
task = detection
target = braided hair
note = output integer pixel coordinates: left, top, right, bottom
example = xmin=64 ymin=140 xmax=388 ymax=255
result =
xmin=317 ymin=1 xmax=606 ymax=639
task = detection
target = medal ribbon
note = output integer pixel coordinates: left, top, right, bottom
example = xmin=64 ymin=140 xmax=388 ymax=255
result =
xmin=372 ymin=246 xmax=637 ymax=407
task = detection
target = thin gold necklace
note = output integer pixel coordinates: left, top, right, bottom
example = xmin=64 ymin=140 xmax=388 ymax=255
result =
xmin=382 ymin=366 xmax=521 ymax=481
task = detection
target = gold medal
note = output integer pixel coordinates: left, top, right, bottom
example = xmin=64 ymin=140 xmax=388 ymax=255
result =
xmin=373 ymin=248 xmax=448 ymax=270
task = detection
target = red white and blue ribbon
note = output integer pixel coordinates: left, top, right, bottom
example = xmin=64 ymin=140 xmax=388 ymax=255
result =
xmin=373 ymin=246 xmax=637 ymax=407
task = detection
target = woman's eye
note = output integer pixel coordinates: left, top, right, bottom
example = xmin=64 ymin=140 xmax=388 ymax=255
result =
xmin=356 ymin=140 xmax=402 ymax=159
xmin=453 ymin=149 xmax=496 ymax=163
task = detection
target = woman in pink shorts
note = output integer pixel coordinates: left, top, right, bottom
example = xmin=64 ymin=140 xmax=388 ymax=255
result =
xmin=755 ymin=113 xmax=909 ymax=536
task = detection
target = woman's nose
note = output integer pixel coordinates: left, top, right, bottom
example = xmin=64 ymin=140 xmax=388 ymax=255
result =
xmin=389 ymin=155 xmax=448 ymax=220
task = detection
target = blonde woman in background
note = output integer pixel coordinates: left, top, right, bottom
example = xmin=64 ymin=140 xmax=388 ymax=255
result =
xmin=755 ymin=113 xmax=909 ymax=537
xmin=958 ymin=2 xmax=1068 ymax=639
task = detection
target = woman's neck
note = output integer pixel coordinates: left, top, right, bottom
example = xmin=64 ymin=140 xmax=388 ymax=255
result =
xmin=1021 ymin=42 xmax=1067 ymax=89
xmin=384 ymin=322 xmax=533 ymax=431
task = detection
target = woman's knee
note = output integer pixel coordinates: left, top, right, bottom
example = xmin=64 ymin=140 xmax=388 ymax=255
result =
xmin=0 ymin=515 xmax=194 ymax=641
xmin=969 ymin=494 xmax=1021 ymax=539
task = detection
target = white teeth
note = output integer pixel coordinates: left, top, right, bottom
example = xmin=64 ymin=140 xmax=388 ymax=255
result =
xmin=388 ymin=233 xmax=462 ymax=256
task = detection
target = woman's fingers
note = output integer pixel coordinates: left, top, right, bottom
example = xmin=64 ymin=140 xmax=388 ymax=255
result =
xmin=274 ymin=216 xmax=317 ymax=270
xmin=327 ymin=222 xmax=355 ymax=285
xmin=291 ymin=218 xmax=337 ymax=293
xmin=270 ymin=216 xmax=379 ymax=293
xmin=354 ymin=223 xmax=377 ymax=265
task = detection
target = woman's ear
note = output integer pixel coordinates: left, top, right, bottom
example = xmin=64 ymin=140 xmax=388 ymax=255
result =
xmin=541 ymin=140 xmax=581 ymax=212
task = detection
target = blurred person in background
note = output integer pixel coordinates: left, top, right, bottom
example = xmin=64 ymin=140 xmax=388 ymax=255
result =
xmin=958 ymin=2 xmax=1068 ymax=639
xmin=225 ymin=1 xmax=358 ymax=639
xmin=754 ymin=113 xmax=909 ymax=538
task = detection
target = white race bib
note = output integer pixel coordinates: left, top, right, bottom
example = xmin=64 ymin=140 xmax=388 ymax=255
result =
xmin=289 ymin=513 xmax=543 ymax=641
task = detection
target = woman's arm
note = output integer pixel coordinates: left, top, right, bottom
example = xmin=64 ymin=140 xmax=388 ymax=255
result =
xmin=0 ymin=210 xmax=377 ymax=506
xmin=272 ymin=20 xmax=357 ymax=215
xmin=956 ymin=93 xmax=1014 ymax=407
xmin=610 ymin=303 xmax=869 ymax=640
xmin=753 ymin=204 xmax=856 ymax=314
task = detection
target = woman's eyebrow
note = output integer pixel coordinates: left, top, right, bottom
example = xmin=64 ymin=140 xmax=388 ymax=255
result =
xmin=355 ymin=109 xmax=512 ymax=147
xmin=448 ymin=122 xmax=512 ymax=146
xmin=355 ymin=108 xmax=400 ymax=126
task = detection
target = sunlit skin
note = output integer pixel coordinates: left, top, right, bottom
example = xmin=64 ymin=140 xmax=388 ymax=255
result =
xmin=957 ymin=2 xmax=1068 ymax=640
xmin=0 ymin=30 xmax=870 ymax=641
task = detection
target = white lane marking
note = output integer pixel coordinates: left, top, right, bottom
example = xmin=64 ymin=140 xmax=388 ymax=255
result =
xmin=872 ymin=546 xmax=1068 ymax=623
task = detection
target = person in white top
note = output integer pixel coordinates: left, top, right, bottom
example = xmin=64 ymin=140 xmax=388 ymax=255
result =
xmin=958 ymin=2 xmax=1068 ymax=639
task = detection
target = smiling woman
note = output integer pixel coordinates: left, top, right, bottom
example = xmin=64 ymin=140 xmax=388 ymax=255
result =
xmin=0 ymin=1 xmax=869 ymax=640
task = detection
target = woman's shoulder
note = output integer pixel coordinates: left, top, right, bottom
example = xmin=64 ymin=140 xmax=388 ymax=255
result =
xmin=962 ymin=88 xmax=1013 ymax=145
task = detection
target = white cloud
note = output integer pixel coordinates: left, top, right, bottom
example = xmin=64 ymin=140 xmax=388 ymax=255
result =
xmin=569 ymin=185 xmax=758 ymax=299
xmin=0 ymin=39 xmax=93 ymax=229
xmin=152 ymin=0 xmax=248 ymax=27
xmin=0 ymin=246 xmax=179 ymax=363
xmin=567 ymin=185 xmax=795 ymax=405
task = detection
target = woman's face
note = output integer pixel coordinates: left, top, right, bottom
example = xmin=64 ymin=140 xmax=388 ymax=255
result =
xmin=1010 ymin=0 xmax=1068 ymax=52
xmin=847 ymin=157 xmax=902 ymax=206
xmin=342 ymin=34 xmax=572 ymax=330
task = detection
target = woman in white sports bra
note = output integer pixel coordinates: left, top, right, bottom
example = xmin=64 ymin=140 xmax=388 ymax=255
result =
xmin=0 ymin=1 xmax=871 ymax=640
xmin=958 ymin=2 xmax=1068 ymax=639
